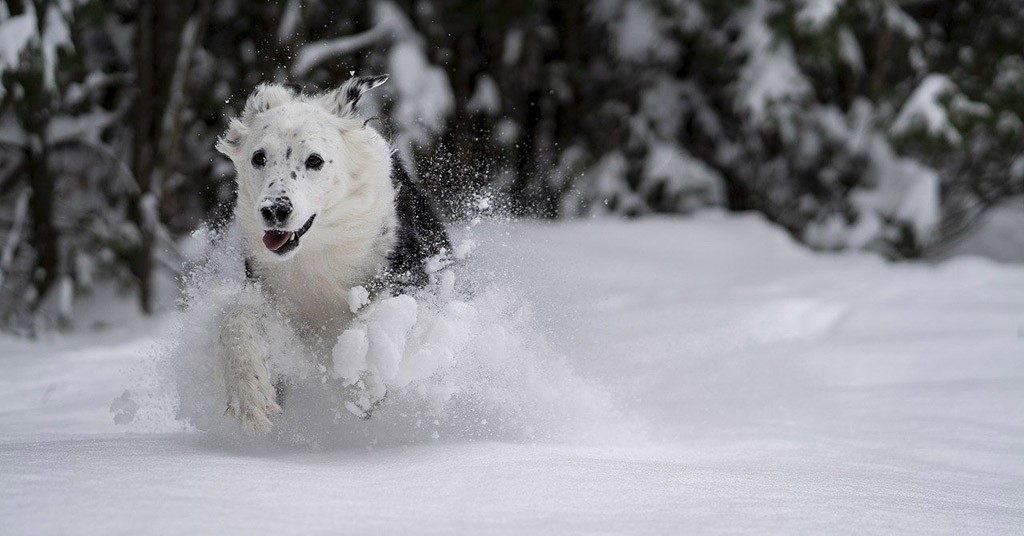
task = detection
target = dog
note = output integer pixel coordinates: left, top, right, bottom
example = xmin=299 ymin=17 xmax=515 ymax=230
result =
xmin=214 ymin=76 xmax=450 ymax=434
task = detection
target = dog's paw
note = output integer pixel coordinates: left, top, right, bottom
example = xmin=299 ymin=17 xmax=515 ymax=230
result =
xmin=225 ymin=375 xmax=282 ymax=435
xmin=224 ymin=401 xmax=281 ymax=435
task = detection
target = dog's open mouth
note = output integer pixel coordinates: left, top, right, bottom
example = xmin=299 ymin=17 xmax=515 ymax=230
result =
xmin=263 ymin=214 xmax=316 ymax=255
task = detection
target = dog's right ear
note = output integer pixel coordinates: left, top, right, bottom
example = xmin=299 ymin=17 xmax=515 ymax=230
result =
xmin=216 ymin=118 xmax=247 ymax=158
xmin=217 ymin=83 xmax=297 ymax=158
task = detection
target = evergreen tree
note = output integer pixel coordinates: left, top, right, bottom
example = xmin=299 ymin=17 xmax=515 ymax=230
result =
xmin=2 ymin=0 xmax=1023 ymax=331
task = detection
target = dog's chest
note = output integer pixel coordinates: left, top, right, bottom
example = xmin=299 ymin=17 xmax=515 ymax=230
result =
xmin=255 ymin=231 xmax=394 ymax=336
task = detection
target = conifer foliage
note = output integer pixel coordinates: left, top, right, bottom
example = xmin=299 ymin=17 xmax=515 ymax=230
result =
xmin=1 ymin=0 xmax=1021 ymax=330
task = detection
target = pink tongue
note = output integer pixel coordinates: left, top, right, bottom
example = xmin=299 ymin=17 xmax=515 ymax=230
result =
xmin=263 ymin=231 xmax=290 ymax=251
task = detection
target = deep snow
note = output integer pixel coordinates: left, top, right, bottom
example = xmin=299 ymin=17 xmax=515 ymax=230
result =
xmin=2 ymin=212 xmax=1024 ymax=534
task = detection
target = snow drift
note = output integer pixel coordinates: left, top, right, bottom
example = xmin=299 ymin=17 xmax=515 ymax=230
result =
xmin=3 ymin=212 xmax=1024 ymax=534
xmin=123 ymin=218 xmax=635 ymax=447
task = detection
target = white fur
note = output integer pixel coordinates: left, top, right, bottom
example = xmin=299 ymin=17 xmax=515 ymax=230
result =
xmin=215 ymin=81 xmax=396 ymax=434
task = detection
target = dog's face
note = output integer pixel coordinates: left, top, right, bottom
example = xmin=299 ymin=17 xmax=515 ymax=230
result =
xmin=234 ymin=106 xmax=342 ymax=259
xmin=217 ymin=76 xmax=390 ymax=261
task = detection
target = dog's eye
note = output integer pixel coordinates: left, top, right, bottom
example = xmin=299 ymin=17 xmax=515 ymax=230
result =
xmin=305 ymin=154 xmax=324 ymax=170
xmin=251 ymin=150 xmax=266 ymax=168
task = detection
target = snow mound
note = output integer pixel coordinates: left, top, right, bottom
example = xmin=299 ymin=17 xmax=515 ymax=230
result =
xmin=122 ymin=222 xmax=637 ymax=447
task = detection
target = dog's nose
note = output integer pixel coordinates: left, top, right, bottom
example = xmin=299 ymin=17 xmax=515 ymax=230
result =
xmin=260 ymin=197 xmax=293 ymax=226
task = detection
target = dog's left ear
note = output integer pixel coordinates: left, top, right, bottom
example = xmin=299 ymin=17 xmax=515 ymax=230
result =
xmin=322 ymin=74 xmax=389 ymax=117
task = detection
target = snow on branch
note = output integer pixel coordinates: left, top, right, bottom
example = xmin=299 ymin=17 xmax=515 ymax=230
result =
xmin=733 ymin=0 xmax=811 ymax=123
xmin=0 ymin=2 xmax=73 ymax=99
xmin=292 ymin=25 xmax=390 ymax=77
xmin=47 ymin=110 xmax=120 ymax=145
xmin=292 ymin=1 xmax=414 ymax=77
xmin=891 ymin=74 xmax=961 ymax=144
xmin=276 ymin=0 xmax=302 ymax=45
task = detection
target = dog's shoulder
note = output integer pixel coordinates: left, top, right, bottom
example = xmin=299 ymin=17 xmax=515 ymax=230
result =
xmin=385 ymin=154 xmax=450 ymax=288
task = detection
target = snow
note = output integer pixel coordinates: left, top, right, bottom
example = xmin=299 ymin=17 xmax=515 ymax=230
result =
xmin=640 ymin=77 xmax=686 ymax=137
xmin=892 ymin=74 xmax=962 ymax=144
xmin=838 ymin=28 xmax=864 ymax=73
xmin=40 ymin=3 xmax=71 ymax=92
xmin=796 ymin=0 xmax=842 ymax=31
xmin=348 ymin=285 xmax=371 ymax=313
xmin=363 ymin=0 xmax=454 ymax=154
xmin=467 ymin=74 xmax=501 ymax=115
xmin=577 ymin=150 xmax=645 ymax=215
xmin=3 ymin=213 xmax=1024 ymax=533
xmin=291 ymin=1 xmax=409 ymax=76
xmin=610 ymin=2 xmax=677 ymax=62
xmin=855 ymin=140 xmax=942 ymax=244
xmin=641 ymin=142 xmax=725 ymax=211
xmin=734 ymin=0 xmax=812 ymax=122
xmin=292 ymin=27 xmax=388 ymax=77
xmin=591 ymin=0 xmax=688 ymax=62
xmin=941 ymin=202 xmax=1024 ymax=264
xmin=47 ymin=110 xmax=118 ymax=144
xmin=805 ymin=103 xmax=942 ymax=250
xmin=388 ymin=42 xmax=454 ymax=143
xmin=502 ymin=29 xmax=523 ymax=65
xmin=805 ymin=144 xmax=942 ymax=250
xmin=275 ymin=0 xmax=302 ymax=45
xmin=0 ymin=2 xmax=72 ymax=100
xmin=884 ymin=3 xmax=922 ymax=40
xmin=0 ymin=5 xmax=39 ymax=100
xmin=0 ymin=7 xmax=35 ymax=66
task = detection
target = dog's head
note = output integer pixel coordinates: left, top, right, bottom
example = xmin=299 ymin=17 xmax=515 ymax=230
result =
xmin=217 ymin=75 xmax=391 ymax=261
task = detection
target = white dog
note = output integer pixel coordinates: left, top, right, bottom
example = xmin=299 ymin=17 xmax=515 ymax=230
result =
xmin=214 ymin=76 xmax=449 ymax=434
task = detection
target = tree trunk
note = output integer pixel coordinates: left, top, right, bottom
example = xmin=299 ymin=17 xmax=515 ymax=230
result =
xmin=130 ymin=0 xmax=206 ymax=314
xmin=25 ymin=133 xmax=58 ymax=311
xmin=129 ymin=0 xmax=158 ymax=314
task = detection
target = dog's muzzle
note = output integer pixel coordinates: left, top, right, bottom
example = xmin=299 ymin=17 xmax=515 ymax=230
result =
xmin=263 ymin=214 xmax=316 ymax=255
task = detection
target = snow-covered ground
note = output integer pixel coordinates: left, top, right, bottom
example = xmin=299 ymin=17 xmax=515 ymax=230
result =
xmin=942 ymin=202 xmax=1024 ymax=264
xmin=2 ymin=212 xmax=1023 ymax=534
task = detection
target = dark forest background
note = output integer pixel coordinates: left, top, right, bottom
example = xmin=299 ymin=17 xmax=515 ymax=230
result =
xmin=2 ymin=0 xmax=1023 ymax=331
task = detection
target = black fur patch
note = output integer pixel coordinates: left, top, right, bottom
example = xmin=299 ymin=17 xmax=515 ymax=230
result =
xmin=341 ymin=75 xmax=389 ymax=115
xmin=346 ymin=85 xmax=363 ymax=108
xmin=385 ymin=154 xmax=450 ymax=289
xmin=244 ymin=256 xmax=257 ymax=281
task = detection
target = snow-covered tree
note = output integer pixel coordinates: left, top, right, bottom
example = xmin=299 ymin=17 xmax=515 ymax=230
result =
xmin=3 ymin=0 xmax=1024 ymax=332
xmin=0 ymin=0 xmax=137 ymax=331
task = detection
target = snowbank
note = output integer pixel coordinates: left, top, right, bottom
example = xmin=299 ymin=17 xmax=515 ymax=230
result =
xmin=128 ymin=219 xmax=633 ymax=448
xmin=2 ymin=213 xmax=1024 ymax=534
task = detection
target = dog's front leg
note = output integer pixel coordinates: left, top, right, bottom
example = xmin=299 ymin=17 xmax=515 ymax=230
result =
xmin=218 ymin=307 xmax=281 ymax=434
